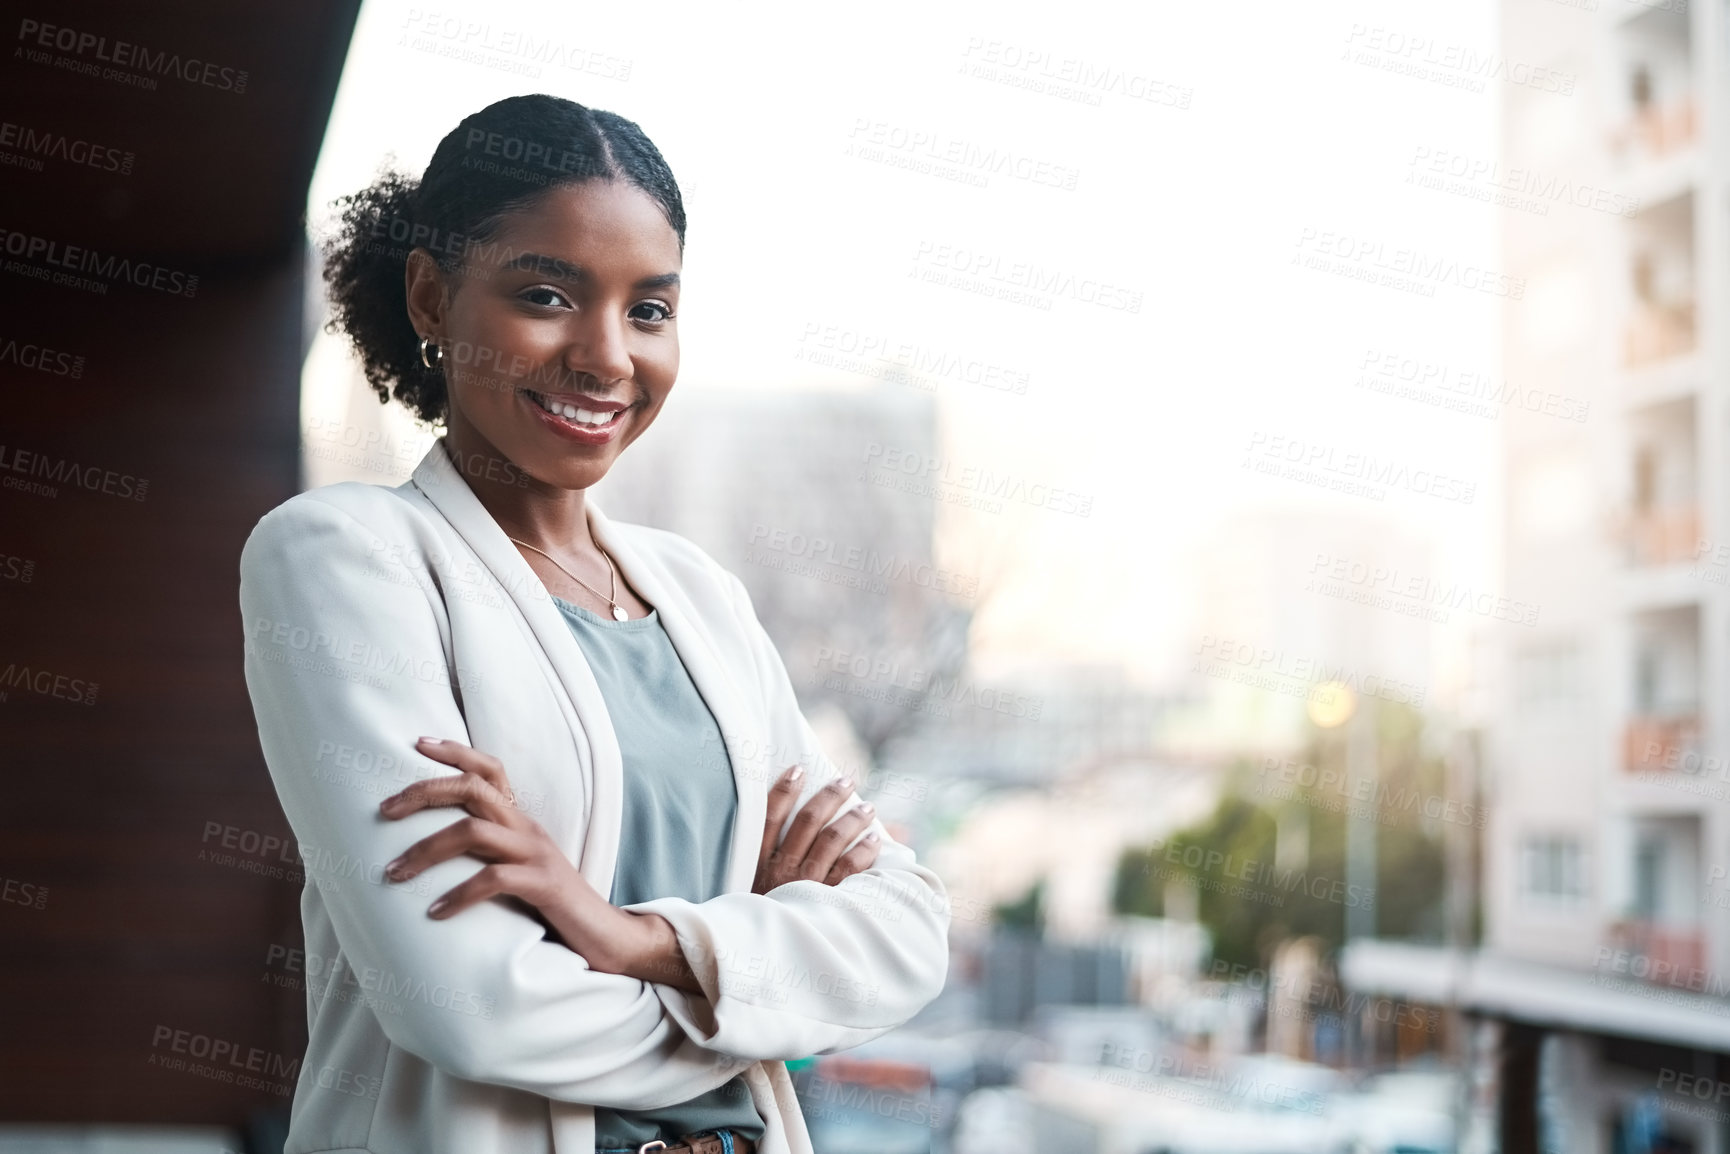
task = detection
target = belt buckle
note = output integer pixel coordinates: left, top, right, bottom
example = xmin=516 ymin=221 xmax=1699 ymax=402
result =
xmin=635 ymin=1143 xmax=669 ymax=1154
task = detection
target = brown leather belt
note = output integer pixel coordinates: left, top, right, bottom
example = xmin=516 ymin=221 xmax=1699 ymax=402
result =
xmin=612 ymin=1132 xmax=756 ymax=1154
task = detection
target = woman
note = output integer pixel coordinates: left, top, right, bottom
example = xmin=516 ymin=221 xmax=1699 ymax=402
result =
xmin=239 ymin=94 xmax=950 ymax=1154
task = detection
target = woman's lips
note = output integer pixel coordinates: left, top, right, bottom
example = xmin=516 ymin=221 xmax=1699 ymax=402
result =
xmin=522 ymin=389 xmax=629 ymax=444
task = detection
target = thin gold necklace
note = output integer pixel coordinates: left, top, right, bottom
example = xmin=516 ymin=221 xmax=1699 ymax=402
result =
xmin=509 ymin=535 xmax=630 ymax=621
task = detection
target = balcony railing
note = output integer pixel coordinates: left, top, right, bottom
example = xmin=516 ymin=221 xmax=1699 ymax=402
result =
xmin=1604 ymin=920 xmax=1706 ymax=987
xmin=1623 ymin=714 xmax=1701 ymax=773
xmin=1609 ymin=94 xmax=1699 ymax=164
xmin=1620 ymin=506 xmax=1701 ymax=567
xmin=1624 ymin=301 xmax=1696 ymax=368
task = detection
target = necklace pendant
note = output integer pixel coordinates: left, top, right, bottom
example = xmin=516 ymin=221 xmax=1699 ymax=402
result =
xmin=611 ymin=603 xmax=629 ymax=622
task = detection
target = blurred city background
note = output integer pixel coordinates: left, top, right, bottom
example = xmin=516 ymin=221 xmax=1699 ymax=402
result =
xmin=4 ymin=0 xmax=1726 ymax=1150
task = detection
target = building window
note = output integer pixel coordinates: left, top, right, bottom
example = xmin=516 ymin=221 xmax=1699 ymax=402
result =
xmin=1521 ymin=835 xmax=1587 ymax=909
xmin=1514 ymin=641 xmax=1581 ymax=711
xmin=1633 ymin=836 xmax=1663 ymax=919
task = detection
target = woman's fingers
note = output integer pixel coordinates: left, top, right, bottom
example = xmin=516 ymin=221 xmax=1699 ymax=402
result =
xmin=796 ymin=802 xmax=876 ymax=883
xmin=425 ymin=862 xmax=543 ymax=920
xmin=414 ymin=736 xmax=517 ymax=806
xmin=824 ymin=829 xmax=883 ymax=887
xmin=380 ymin=738 xmax=518 ymax=822
xmin=379 ymin=770 xmax=514 ymax=824
xmin=774 ymin=775 xmax=856 ymax=872
xmin=368 ymin=738 xmax=590 ymax=929
xmin=756 ymin=765 xmax=804 ymax=890
xmin=385 ymin=815 xmax=523 ymax=883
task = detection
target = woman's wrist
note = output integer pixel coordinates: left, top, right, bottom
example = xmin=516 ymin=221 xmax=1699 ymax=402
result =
xmin=620 ymin=911 xmax=704 ymax=994
xmin=544 ymin=879 xmax=704 ymax=995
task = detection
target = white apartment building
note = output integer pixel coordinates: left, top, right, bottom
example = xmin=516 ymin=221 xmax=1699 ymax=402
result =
xmin=1344 ymin=2 xmax=1730 ymax=1150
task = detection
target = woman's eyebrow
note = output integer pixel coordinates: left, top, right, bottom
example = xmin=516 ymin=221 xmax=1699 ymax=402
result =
xmin=498 ymin=252 xmax=679 ymax=292
xmin=502 ymin=252 xmax=584 ymax=280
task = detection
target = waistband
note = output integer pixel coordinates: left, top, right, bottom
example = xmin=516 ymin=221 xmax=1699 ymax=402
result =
xmin=597 ymin=1128 xmax=755 ymax=1154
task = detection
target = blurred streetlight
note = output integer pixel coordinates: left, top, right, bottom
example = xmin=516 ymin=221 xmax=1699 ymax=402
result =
xmin=1302 ymin=679 xmax=1375 ymax=941
xmin=1307 ymin=681 xmax=1356 ymax=729
xmin=1304 ymin=680 xmax=1379 ymax=947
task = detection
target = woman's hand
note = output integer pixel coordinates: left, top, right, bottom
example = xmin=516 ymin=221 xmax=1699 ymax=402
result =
xmin=380 ymin=737 xmax=699 ymax=992
xmin=753 ymin=765 xmax=882 ymax=894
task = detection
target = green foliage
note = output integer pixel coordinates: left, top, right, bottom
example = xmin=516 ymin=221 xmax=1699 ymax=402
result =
xmin=993 ymin=877 xmax=1045 ymax=936
xmin=1113 ymin=702 xmax=1449 ymax=971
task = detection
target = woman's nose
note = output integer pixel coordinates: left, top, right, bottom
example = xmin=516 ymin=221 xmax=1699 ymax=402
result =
xmin=562 ymin=312 xmax=633 ymax=385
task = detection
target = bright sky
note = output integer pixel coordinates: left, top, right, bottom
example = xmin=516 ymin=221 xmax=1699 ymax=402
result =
xmin=306 ymin=0 xmax=1505 ymax=696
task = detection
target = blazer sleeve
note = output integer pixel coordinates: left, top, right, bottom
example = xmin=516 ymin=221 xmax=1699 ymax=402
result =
xmin=239 ymin=493 xmax=753 ymax=1108
xmin=624 ymin=567 xmax=951 ymax=1062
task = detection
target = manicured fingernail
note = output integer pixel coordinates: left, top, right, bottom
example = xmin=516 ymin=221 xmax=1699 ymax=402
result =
xmin=858 ymin=803 xmax=875 ymax=815
xmin=385 ymin=858 xmax=406 ymax=880
xmin=865 ymin=832 xmax=880 ymax=843
xmin=418 ymin=736 xmax=443 ymax=746
xmin=836 ymin=776 xmax=853 ymax=790
xmin=427 ymin=897 xmax=448 ymax=915
xmin=786 ymin=765 xmax=804 ymax=781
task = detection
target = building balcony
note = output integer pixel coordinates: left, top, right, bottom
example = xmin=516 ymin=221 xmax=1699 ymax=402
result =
xmin=1339 ymin=942 xmax=1730 ymax=1053
xmin=1603 ymin=919 xmax=1706 ymax=986
xmin=1609 ymin=95 xmax=1698 ymax=166
xmin=1624 ymin=301 xmax=1696 ymax=368
xmin=1617 ymin=506 xmax=1701 ymax=567
xmin=1623 ymin=714 xmax=1700 ymax=773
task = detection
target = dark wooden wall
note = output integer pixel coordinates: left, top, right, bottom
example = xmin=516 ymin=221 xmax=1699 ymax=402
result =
xmin=0 ymin=0 xmax=359 ymax=1133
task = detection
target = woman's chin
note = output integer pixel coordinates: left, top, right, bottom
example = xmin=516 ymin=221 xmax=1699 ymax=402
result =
xmin=523 ymin=454 xmax=616 ymax=493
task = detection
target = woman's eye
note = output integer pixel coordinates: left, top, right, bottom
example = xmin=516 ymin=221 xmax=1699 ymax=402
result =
xmin=629 ymin=301 xmax=673 ymax=324
xmin=520 ymin=286 xmax=570 ymax=308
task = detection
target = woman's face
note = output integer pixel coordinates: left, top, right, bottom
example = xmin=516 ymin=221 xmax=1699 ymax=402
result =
xmin=408 ymin=179 xmax=682 ymax=492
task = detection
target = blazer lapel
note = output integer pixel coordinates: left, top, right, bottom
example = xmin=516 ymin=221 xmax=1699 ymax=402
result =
xmin=405 ymin=438 xmax=765 ymax=899
xmin=407 ymin=440 xmax=626 ymax=896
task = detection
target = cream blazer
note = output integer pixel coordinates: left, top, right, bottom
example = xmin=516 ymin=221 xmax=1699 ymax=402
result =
xmin=238 ymin=438 xmax=951 ymax=1154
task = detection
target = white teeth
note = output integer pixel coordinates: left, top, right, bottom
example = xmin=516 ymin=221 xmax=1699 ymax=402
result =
xmin=531 ymin=392 xmax=620 ymax=427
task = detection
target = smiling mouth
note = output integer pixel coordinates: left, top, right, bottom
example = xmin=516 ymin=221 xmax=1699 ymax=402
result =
xmin=523 ymin=390 xmax=628 ymax=429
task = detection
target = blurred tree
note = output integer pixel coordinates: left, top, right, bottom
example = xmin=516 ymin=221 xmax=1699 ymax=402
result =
xmin=993 ymin=876 xmax=1046 ymax=937
xmin=1112 ymin=701 xmax=1447 ymax=972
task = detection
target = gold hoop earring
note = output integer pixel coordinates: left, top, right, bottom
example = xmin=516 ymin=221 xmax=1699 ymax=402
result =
xmin=418 ymin=336 xmax=443 ymax=370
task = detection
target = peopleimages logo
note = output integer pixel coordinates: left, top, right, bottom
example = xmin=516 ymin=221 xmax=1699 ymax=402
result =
xmin=1257 ymin=755 xmax=1487 ymax=830
xmin=0 ymin=661 xmax=99 ymax=705
xmin=397 ymin=10 xmax=632 ymax=82
xmin=1204 ymin=960 xmax=1442 ymax=1033
xmin=149 ymin=1026 xmax=298 ymax=1079
xmin=1355 ymin=346 xmax=1589 ymax=423
xmin=0 ymin=335 xmax=84 ymax=378
xmin=1243 ymin=430 xmax=1477 ymax=505
xmin=1293 ymin=227 xmax=1524 ymax=300
xmin=0 ymin=120 xmax=134 ymax=175
xmin=1306 ymin=551 xmax=1539 ymax=627
xmin=745 ymin=524 xmax=980 ymax=599
xmin=1407 ymin=145 xmax=1637 ymax=218
xmin=845 ymin=117 xmax=1082 ymax=191
xmin=267 ymin=944 xmax=497 ymax=1020
xmin=0 ymin=444 xmax=147 ymax=501
xmin=957 ymin=38 xmax=1194 ymax=110
xmin=16 ymin=19 xmax=249 ymax=93
xmin=0 ymin=228 xmax=197 ymax=297
xmin=1342 ymin=24 xmax=1576 ymax=95
xmin=1137 ymin=839 xmax=1376 ymax=910
xmin=911 ymin=240 xmax=1143 ymax=313
xmin=796 ymin=320 xmax=1032 ymax=396
xmin=1192 ymin=634 xmax=1426 ymax=707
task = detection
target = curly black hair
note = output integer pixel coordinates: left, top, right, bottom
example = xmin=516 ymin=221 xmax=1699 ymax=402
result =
xmin=318 ymin=94 xmax=686 ymax=427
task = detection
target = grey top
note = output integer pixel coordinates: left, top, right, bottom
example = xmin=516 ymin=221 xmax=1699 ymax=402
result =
xmin=551 ymin=595 xmax=766 ymax=1150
